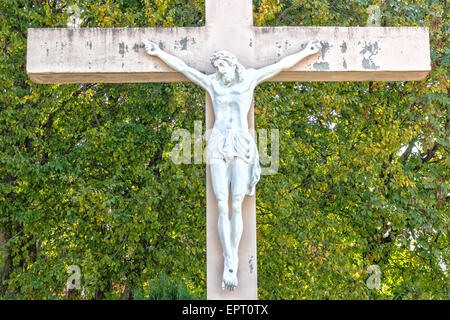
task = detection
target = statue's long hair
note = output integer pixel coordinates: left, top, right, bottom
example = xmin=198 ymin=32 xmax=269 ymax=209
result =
xmin=210 ymin=51 xmax=245 ymax=82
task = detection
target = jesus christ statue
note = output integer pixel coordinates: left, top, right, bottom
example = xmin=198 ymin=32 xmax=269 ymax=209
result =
xmin=143 ymin=39 xmax=321 ymax=291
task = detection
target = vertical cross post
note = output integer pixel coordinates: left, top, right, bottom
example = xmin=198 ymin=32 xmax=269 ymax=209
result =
xmin=205 ymin=0 xmax=258 ymax=301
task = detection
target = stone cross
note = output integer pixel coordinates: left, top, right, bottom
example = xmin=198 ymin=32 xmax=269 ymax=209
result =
xmin=27 ymin=0 xmax=430 ymax=300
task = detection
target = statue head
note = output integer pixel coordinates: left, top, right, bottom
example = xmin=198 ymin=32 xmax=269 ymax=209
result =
xmin=210 ymin=51 xmax=244 ymax=85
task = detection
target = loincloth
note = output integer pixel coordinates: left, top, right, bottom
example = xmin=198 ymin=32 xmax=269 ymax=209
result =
xmin=206 ymin=128 xmax=261 ymax=196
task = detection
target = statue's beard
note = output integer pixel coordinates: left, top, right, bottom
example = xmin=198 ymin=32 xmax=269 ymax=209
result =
xmin=222 ymin=73 xmax=234 ymax=86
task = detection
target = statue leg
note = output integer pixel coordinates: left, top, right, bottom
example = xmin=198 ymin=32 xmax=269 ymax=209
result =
xmin=228 ymin=158 xmax=251 ymax=289
xmin=209 ymin=160 xmax=234 ymax=290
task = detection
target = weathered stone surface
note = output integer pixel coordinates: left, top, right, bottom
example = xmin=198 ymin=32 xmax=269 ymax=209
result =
xmin=206 ymin=94 xmax=258 ymax=300
xmin=27 ymin=26 xmax=430 ymax=83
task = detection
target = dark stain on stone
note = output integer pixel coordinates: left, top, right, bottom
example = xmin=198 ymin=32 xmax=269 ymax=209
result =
xmin=362 ymin=58 xmax=380 ymax=70
xmin=67 ymin=29 xmax=74 ymax=43
xmin=158 ymin=40 xmax=165 ymax=50
xmin=86 ymin=41 xmax=92 ymax=50
xmin=249 ymin=256 xmax=254 ymax=274
xmin=179 ymin=37 xmax=188 ymax=50
xmin=313 ymin=62 xmax=330 ymax=70
xmin=249 ymin=38 xmax=253 ymax=47
xmin=320 ymin=41 xmax=332 ymax=59
xmin=46 ymin=48 xmax=49 ymax=57
xmin=132 ymin=43 xmax=140 ymax=52
xmin=343 ymin=58 xmax=347 ymax=69
xmin=360 ymin=41 xmax=380 ymax=56
xmin=340 ymin=41 xmax=347 ymax=53
xmin=119 ymin=42 xmax=128 ymax=58
xmin=360 ymin=41 xmax=380 ymax=70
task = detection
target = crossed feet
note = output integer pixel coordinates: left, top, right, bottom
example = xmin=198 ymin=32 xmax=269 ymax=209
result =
xmin=222 ymin=255 xmax=239 ymax=291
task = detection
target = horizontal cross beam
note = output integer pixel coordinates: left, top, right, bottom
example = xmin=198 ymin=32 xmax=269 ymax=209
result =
xmin=27 ymin=26 xmax=430 ymax=84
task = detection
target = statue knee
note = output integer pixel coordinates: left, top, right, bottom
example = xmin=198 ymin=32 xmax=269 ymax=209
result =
xmin=231 ymin=195 xmax=244 ymax=214
xmin=232 ymin=194 xmax=244 ymax=204
xmin=217 ymin=200 xmax=229 ymax=217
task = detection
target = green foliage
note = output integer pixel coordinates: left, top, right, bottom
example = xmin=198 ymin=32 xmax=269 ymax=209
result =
xmin=138 ymin=272 xmax=200 ymax=300
xmin=0 ymin=0 xmax=206 ymax=300
xmin=0 ymin=0 xmax=448 ymax=300
xmin=254 ymin=0 xmax=449 ymax=300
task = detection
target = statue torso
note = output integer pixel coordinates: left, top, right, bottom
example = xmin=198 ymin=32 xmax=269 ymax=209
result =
xmin=209 ymin=71 xmax=255 ymax=132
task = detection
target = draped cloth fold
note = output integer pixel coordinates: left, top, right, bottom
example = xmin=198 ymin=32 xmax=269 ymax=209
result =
xmin=206 ymin=128 xmax=261 ymax=196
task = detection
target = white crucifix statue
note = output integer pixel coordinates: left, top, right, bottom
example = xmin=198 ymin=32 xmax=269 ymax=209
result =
xmin=27 ymin=0 xmax=430 ymax=300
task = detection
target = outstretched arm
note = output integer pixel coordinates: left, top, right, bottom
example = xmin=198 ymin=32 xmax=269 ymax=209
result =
xmin=254 ymin=40 xmax=321 ymax=85
xmin=143 ymin=40 xmax=211 ymax=91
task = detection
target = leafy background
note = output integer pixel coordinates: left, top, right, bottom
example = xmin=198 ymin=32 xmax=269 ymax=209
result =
xmin=0 ymin=0 xmax=448 ymax=299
